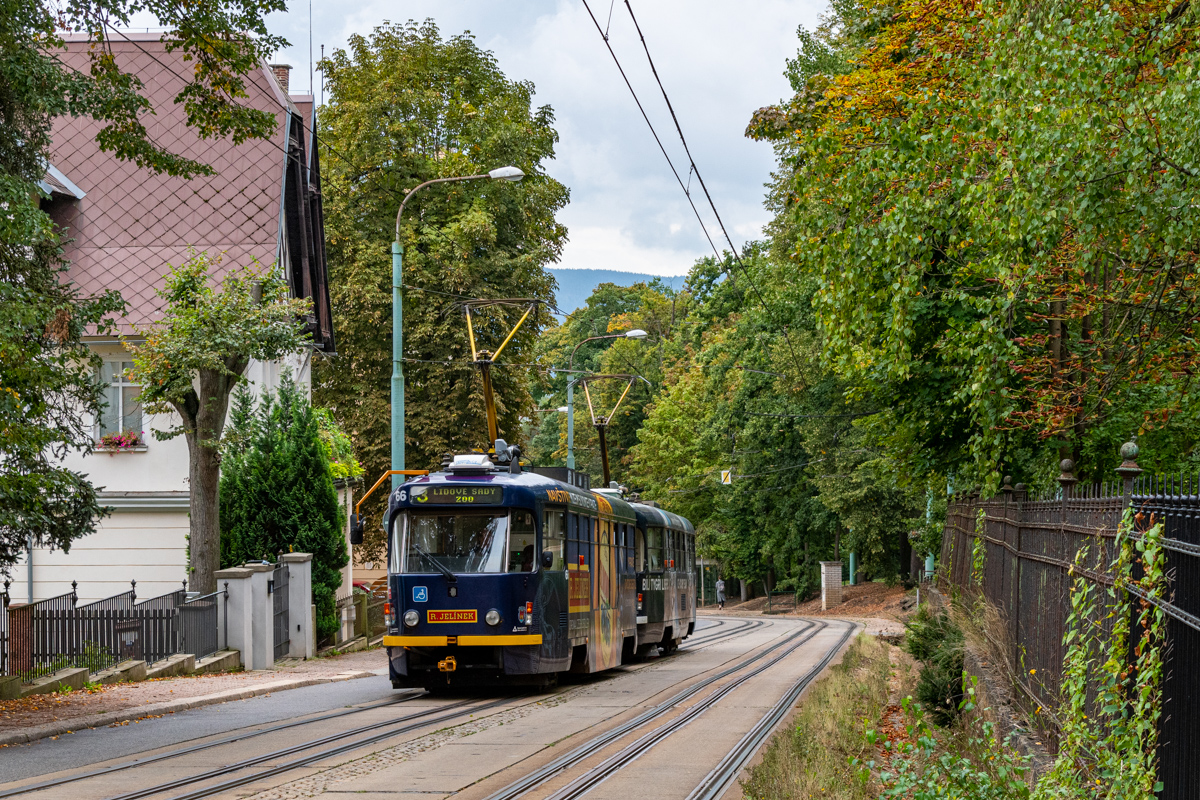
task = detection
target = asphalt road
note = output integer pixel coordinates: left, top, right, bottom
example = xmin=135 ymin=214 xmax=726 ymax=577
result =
xmin=0 ymin=673 xmax=395 ymax=782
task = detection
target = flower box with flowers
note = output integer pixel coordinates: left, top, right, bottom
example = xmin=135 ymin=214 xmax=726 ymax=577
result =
xmin=97 ymin=430 xmax=146 ymax=451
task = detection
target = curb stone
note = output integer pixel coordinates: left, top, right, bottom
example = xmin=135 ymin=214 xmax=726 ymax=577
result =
xmin=0 ymin=670 xmax=377 ymax=747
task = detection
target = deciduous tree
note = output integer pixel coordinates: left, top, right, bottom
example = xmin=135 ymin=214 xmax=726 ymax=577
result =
xmin=128 ymin=252 xmax=310 ymax=592
xmin=314 ymin=21 xmax=568 ymax=561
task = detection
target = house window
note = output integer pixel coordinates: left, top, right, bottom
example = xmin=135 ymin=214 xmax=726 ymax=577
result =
xmin=98 ymin=361 xmax=142 ymax=442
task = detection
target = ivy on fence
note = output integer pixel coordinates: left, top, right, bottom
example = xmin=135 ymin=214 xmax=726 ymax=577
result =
xmin=1033 ymin=509 xmax=1168 ymax=798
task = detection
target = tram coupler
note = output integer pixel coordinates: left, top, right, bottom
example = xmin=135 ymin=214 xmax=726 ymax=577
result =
xmin=437 ymin=655 xmax=458 ymax=673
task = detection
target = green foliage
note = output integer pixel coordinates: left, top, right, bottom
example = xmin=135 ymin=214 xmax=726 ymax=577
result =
xmin=127 ymin=251 xmax=310 ymax=593
xmin=971 ymin=510 xmax=987 ymax=589
xmin=313 ymin=20 xmax=568 ymax=562
xmin=315 ymin=409 xmax=363 ymax=479
xmin=220 ymin=374 xmax=349 ymax=643
xmin=754 ymin=0 xmax=1200 ymax=489
xmin=870 ymin=691 xmax=1031 ymax=800
xmin=129 ymin=251 xmax=310 ymax=431
xmin=903 ymin=606 xmax=966 ymax=726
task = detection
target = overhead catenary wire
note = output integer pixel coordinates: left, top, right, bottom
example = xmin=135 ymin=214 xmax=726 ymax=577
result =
xmin=618 ymin=0 xmax=805 ymax=373
xmin=577 ymin=0 xmax=726 ymax=266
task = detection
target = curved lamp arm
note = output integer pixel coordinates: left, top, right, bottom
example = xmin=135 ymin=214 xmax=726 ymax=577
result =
xmin=394 ymin=166 xmax=525 ymax=240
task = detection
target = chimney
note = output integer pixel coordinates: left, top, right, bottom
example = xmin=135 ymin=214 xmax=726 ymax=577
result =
xmin=270 ymin=63 xmax=292 ymax=93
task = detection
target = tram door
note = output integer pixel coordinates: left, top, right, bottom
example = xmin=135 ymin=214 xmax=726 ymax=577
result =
xmin=591 ymin=516 xmax=620 ymax=671
xmin=567 ymin=512 xmax=591 ymax=642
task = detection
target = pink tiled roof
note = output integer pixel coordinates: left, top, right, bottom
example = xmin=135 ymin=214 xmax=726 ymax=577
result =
xmin=48 ymin=33 xmax=298 ymax=334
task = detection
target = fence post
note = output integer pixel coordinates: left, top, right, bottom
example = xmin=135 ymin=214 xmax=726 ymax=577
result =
xmin=280 ymin=553 xmax=313 ymax=659
xmin=244 ymin=563 xmax=274 ymax=669
xmin=1059 ymin=459 xmax=1077 ymax=511
xmin=1116 ymin=439 xmax=1142 ymax=510
xmin=214 ymin=568 xmax=253 ymax=669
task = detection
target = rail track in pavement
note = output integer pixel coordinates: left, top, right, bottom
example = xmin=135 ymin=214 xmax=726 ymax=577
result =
xmin=481 ymin=619 xmax=855 ymax=800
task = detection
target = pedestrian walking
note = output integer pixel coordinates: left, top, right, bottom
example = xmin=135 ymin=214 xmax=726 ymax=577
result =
xmin=715 ymin=578 xmax=726 ymax=610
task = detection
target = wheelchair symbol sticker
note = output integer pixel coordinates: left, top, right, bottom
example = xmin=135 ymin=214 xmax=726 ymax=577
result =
xmin=413 ymin=586 xmax=428 ymax=603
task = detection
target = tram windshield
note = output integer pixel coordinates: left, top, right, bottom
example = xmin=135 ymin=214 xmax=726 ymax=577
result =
xmin=395 ymin=511 xmax=510 ymax=574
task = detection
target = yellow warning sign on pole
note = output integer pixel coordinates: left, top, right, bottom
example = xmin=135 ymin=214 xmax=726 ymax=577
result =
xmin=721 ymin=470 xmax=732 ymax=485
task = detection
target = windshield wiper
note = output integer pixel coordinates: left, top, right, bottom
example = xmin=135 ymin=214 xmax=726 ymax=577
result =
xmin=412 ymin=542 xmax=458 ymax=584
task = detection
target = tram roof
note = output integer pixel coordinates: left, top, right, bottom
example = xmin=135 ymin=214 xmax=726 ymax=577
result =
xmin=394 ymin=468 xmax=638 ymax=522
xmin=630 ymin=502 xmax=695 ymax=535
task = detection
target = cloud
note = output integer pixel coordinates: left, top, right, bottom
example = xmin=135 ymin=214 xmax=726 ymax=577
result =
xmin=264 ymin=0 xmax=826 ymax=275
xmin=558 ymin=226 xmax=707 ymax=276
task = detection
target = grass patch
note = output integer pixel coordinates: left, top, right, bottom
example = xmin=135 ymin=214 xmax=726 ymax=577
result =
xmin=742 ymin=633 xmax=891 ymax=800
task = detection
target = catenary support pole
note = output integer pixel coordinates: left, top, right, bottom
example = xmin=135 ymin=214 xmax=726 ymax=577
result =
xmin=566 ymin=380 xmax=575 ymax=470
xmin=848 ymin=552 xmax=857 ymax=586
xmin=391 ymin=241 xmax=405 ymax=490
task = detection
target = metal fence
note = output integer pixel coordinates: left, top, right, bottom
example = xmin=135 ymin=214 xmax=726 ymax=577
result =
xmin=1 ymin=581 xmax=9 ymax=675
xmin=180 ymin=592 xmax=220 ymax=661
xmin=272 ymin=561 xmax=290 ymax=660
xmin=939 ymin=443 xmax=1200 ymax=800
xmin=3 ymin=580 xmax=219 ymax=682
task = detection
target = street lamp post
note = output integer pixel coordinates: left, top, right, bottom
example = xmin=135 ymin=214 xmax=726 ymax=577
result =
xmin=391 ymin=166 xmax=524 ymax=490
xmin=565 ymin=329 xmax=647 ymax=470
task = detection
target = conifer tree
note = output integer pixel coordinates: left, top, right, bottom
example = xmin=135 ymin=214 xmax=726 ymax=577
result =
xmin=220 ymin=374 xmax=349 ymax=641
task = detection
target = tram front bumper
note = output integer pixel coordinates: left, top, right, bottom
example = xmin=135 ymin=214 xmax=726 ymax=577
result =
xmin=382 ymin=634 xmax=543 ymax=647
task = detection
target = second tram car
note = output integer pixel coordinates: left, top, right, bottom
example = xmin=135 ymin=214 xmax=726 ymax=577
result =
xmin=380 ymin=455 xmax=696 ymax=689
xmin=629 ymin=502 xmax=696 ymax=656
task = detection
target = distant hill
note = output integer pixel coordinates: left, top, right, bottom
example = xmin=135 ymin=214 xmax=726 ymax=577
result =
xmin=548 ymin=268 xmax=686 ymax=315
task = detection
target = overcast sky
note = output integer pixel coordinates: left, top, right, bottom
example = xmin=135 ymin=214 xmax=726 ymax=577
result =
xmin=265 ymin=2 xmax=827 ymax=276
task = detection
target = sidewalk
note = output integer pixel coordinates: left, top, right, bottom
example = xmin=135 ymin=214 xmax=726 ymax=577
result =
xmin=0 ymin=647 xmax=386 ymax=747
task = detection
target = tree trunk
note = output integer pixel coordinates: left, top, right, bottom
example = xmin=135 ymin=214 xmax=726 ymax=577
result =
xmin=187 ymin=423 xmax=223 ymax=593
xmin=177 ymin=363 xmax=245 ymax=593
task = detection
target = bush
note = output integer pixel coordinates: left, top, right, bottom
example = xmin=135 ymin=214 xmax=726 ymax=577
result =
xmin=903 ymin=605 xmax=965 ymax=726
xmin=220 ymin=373 xmax=349 ymax=643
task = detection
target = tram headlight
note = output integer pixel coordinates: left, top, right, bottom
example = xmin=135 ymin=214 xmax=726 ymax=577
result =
xmin=403 ymin=609 xmax=420 ymax=628
xmin=485 ymin=608 xmax=502 ymax=627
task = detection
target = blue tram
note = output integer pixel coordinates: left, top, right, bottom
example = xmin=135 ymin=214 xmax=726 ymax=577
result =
xmin=379 ymin=455 xmax=695 ymax=689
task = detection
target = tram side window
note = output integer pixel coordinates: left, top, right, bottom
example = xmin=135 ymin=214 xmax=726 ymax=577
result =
xmin=618 ymin=523 xmax=628 ymax=570
xmin=635 ymin=527 xmax=645 ymax=571
xmin=622 ymin=524 xmax=633 ymax=570
xmin=686 ymin=534 xmax=694 ymax=570
xmin=507 ymin=510 xmax=538 ymax=572
xmin=567 ymin=513 xmax=579 ymax=567
xmin=542 ymin=509 xmax=566 ymax=570
xmin=647 ymin=527 xmax=663 ymax=571
xmin=568 ymin=512 xmax=591 ymax=568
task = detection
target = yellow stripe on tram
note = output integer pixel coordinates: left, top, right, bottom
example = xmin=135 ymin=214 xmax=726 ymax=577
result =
xmin=383 ymin=634 xmax=543 ymax=648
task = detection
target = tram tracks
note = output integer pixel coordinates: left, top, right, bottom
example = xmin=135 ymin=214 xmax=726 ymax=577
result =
xmin=680 ymin=618 xmax=764 ymax=651
xmin=135 ymin=694 xmax=527 ymax=800
xmin=3 ymin=692 xmax=504 ymax=800
xmin=540 ymin=622 xmax=836 ymax=800
xmin=686 ymin=622 xmax=855 ymax=800
xmin=482 ymin=619 xmax=833 ymax=800
xmin=0 ymin=691 xmax=425 ymax=799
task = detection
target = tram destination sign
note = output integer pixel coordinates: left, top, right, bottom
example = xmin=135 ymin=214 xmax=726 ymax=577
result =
xmin=412 ymin=485 xmax=503 ymax=505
